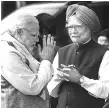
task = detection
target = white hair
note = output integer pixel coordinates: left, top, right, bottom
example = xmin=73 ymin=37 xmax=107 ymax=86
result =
xmin=1 ymin=14 xmax=39 ymax=36
xmin=13 ymin=14 xmax=39 ymax=28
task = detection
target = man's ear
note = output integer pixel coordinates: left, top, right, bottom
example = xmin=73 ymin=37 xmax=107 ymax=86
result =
xmin=16 ymin=28 xmax=23 ymax=37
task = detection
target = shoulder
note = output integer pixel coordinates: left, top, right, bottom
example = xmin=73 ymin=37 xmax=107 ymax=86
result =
xmin=90 ymin=40 xmax=107 ymax=52
xmin=58 ymin=44 xmax=74 ymax=52
xmin=0 ymin=41 xmax=26 ymax=64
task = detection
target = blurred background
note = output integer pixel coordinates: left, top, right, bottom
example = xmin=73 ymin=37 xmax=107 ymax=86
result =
xmin=1 ymin=1 xmax=109 ymax=46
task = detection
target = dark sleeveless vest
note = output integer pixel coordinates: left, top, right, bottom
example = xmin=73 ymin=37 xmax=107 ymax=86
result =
xmin=57 ymin=40 xmax=107 ymax=108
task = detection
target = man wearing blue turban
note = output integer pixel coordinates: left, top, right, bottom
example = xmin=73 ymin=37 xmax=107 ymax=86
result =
xmin=47 ymin=4 xmax=109 ymax=108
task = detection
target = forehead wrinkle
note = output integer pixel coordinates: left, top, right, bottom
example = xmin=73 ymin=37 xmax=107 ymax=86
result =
xmin=68 ymin=15 xmax=83 ymax=26
xmin=24 ymin=22 xmax=39 ymax=35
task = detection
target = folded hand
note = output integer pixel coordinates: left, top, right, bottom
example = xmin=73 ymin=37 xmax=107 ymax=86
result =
xmin=38 ymin=34 xmax=56 ymax=63
xmin=57 ymin=64 xmax=82 ymax=84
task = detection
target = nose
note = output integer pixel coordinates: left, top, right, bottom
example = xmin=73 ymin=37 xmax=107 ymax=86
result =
xmin=34 ymin=35 xmax=39 ymax=42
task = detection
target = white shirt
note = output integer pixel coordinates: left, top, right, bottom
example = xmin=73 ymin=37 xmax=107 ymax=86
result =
xmin=47 ymin=50 xmax=109 ymax=100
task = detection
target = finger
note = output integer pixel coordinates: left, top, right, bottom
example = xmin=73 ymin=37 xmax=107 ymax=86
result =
xmin=53 ymin=41 xmax=56 ymax=46
xmin=61 ymin=64 xmax=68 ymax=68
xmin=57 ymin=74 xmax=64 ymax=79
xmin=57 ymin=67 xmax=70 ymax=72
xmin=64 ymin=78 xmax=69 ymax=82
xmin=43 ymin=35 xmax=46 ymax=47
xmin=69 ymin=66 xmax=76 ymax=70
xmin=51 ymin=36 xmax=54 ymax=45
xmin=57 ymin=71 xmax=64 ymax=78
xmin=57 ymin=68 xmax=70 ymax=76
xmin=57 ymin=72 xmax=69 ymax=79
xmin=57 ymin=68 xmax=64 ymax=72
xmin=63 ymin=67 xmax=71 ymax=71
xmin=38 ymin=44 xmax=41 ymax=53
xmin=68 ymin=64 xmax=75 ymax=68
xmin=63 ymin=73 xmax=70 ymax=77
xmin=57 ymin=74 xmax=69 ymax=81
xmin=47 ymin=34 xmax=51 ymax=45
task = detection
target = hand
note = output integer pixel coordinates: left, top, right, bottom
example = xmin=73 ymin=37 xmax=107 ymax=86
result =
xmin=56 ymin=68 xmax=70 ymax=81
xmin=38 ymin=34 xmax=56 ymax=63
xmin=57 ymin=64 xmax=82 ymax=84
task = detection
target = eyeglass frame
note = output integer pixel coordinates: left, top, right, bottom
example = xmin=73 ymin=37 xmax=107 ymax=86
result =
xmin=21 ymin=28 xmax=43 ymax=45
xmin=65 ymin=22 xmax=85 ymax=31
xmin=22 ymin=28 xmax=41 ymax=38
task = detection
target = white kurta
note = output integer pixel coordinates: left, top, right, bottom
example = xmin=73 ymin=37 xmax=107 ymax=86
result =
xmin=0 ymin=33 xmax=53 ymax=100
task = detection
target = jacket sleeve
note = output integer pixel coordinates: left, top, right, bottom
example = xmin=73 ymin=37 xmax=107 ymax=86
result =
xmin=1 ymin=51 xmax=53 ymax=96
xmin=81 ymin=50 xmax=109 ymax=99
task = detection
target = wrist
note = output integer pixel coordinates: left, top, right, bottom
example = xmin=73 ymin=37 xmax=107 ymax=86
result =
xmin=40 ymin=58 xmax=52 ymax=63
xmin=79 ymin=75 xmax=85 ymax=85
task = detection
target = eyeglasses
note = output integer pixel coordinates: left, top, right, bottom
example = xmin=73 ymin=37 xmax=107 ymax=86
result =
xmin=65 ymin=24 xmax=84 ymax=31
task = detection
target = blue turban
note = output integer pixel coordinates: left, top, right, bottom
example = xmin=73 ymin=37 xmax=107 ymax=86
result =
xmin=66 ymin=4 xmax=100 ymax=32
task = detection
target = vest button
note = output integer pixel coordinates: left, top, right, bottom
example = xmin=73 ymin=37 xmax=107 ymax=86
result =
xmin=76 ymin=51 xmax=79 ymax=54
